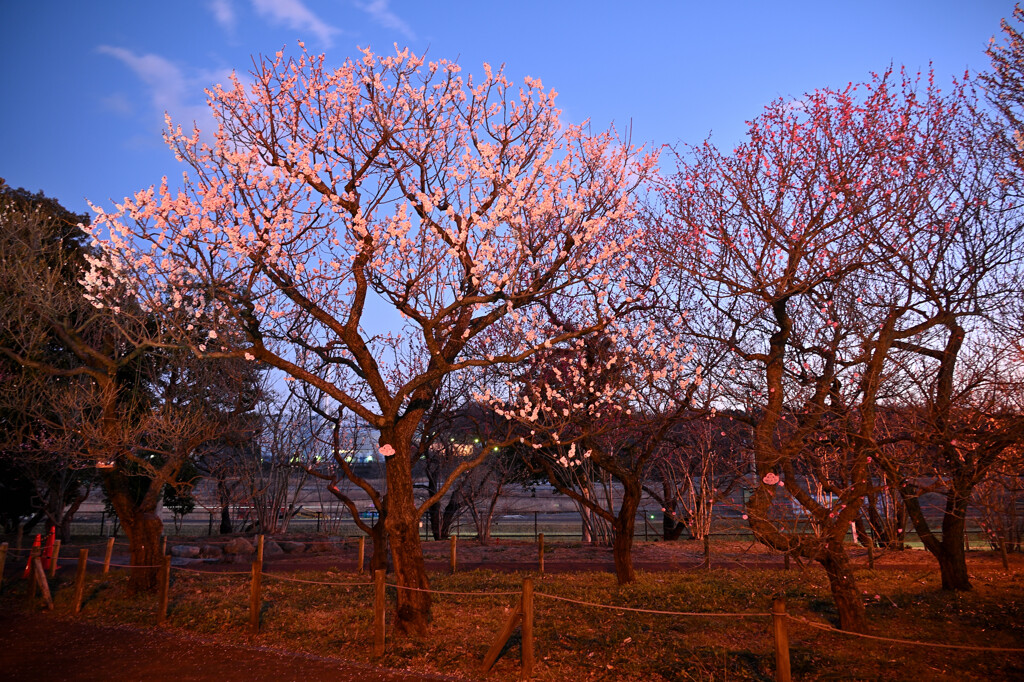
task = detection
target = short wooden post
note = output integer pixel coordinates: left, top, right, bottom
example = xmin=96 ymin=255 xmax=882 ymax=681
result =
xmin=32 ymin=556 xmax=53 ymax=610
xmin=1000 ymin=536 xmax=1010 ymax=570
xmin=373 ymin=569 xmax=386 ymax=657
xmin=249 ymin=559 xmax=262 ymax=633
xmin=358 ymin=536 xmax=365 ymax=574
xmin=538 ymin=533 xmax=544 ymax=574
xmin=703 ymin=535 xmax=711 ymax=570
xmin=0 ymin=542 xmax=8 ymax=592
xmin=521 ymin=577 xmax=534 ymax=678
xmin=157 ymin=555 xmax=171 ymax=625
xmin=103 ymin=537 xmax=115 ymax=574
xmin=73 ymin=549 xmax=88 ymax=614
xmin=49 ymin=540 xmax=61 ymax=578
xmin=27 ymin=546 xmax=40 ymax=602
xmin=161 ymin=535 xmax=167 ymax=557
xmin=450 ymin=535 xmax=457 ymax=573
xmin=783 ymin=552 xmax=790 ymax=570
xmin=772 ymin=598 xmax=792 ymax=682
xmin=249 ymin=536 xmax=265 ymax=634
xmin=964 ymin=531 xmax=971 ymax=552
xmin=482 ymin=595 xmax=524 ymax=673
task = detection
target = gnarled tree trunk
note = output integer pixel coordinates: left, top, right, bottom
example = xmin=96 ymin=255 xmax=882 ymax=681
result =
xmin=384 ymin=433 xmax=431 ymax=635
xmin=103 ymin=471 xmax=164 ymax=593
xmin=820 ymin=544 xmax=867 ymax=632
xmin=904 ymin=487 xmax=973 ymax=591
xmin=611 ymin=481 xmax=642 ymax=585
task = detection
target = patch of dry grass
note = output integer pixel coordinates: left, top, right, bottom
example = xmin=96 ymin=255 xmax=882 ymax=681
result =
xmin=6 ymin=552 xmax=1024 ymax=680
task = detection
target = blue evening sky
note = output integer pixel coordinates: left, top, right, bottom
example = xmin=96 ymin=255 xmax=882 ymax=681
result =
xmin=0 ymin=1 xmax=1014 ymax=216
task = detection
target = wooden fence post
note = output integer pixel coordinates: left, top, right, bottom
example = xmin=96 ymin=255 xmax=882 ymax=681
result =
xmin=161 ymin=535 xmax=167 ymax=557
xmin=373 ymin=569 xmax=386 ymax=657
xmin=0 ymin=542 xmax=7 ymax=592
xmin=73 ymin=549 xmax=88 ymax=614
xmin=482 ymin=588 xmax=525 ymax=673
xmin=521 ymin=577 xmax=534 ymax=679
xmin=103 ymin=537 xmax=115 ymax=574
xmin=450 ymin=535 xmax=457 ymax=574
xmin=783 ymin=552 xmax=790 ymax=570
xmin=27 ymin=545 xmax=40 ymax=602
xmin=1000 ymin=537 xmax=1010 ymax=570
xmin=358 ymin=536 xmax=365 ymax=575
xmin=538 ymin=533 xmax=544 ymax=574
xmin=157 ymin=555 xmax=171 ymax=625
xmin=703 ymin=535 xmax=711 ymax=570
xmin=49 ymin=540 xmax=61 ymax=578
xmin=249 ymin=560 xmax=262 ymax=633
xmin=32 ymin=555 xmax=53 ymax=610
xmin=772 ymin=598 xmax=792 ymax=682
xmin=249 ymin=536 xmax=265 ymax=634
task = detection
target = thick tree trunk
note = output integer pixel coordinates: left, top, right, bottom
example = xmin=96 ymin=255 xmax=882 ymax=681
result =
xmin=936 ymin=544 xmax=971 ymax=591
xmin=611 ymin=483 xmax=641 ymax=585
xmin=819 ymin=547 xmax=866 ymax=632
xmin=938 ymin=510 xmax=972 ymax=591
xmin=107 ymin=496 xmax=164 ymax=592
xmin=124 ymin=511 xmax=164 ymax=592
xmin=102 ymin=470 xmax=165 ymax=593
xmin=57 ymin=515 xmax=73 ymax=544
xmin=219 ymin=506 xmax=233 ymax=535
xmin=903 ymin=486 xmax=973 ymax=591
xmin=369 ymin=519 xmax=389 ymax=572
xmin=384 ymin=436 xmax=431 ymax=635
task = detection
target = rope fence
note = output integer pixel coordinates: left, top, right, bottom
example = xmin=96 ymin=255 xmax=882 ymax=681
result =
xmin=261 ymin=573 xmax=372 ymax=587
xmin=786 ymin=614 xmax=1024 ymax=652
xmin=534 ymin=591 xmax=772 ymax=618
xmin=385 ymin=582 xmax=521 ymax=597
xmin=6 ymin=533 xmax=1024 ymax=681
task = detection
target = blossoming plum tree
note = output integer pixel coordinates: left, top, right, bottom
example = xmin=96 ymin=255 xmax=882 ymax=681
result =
xmin=499 ymin=310 xmax=701 ymax=584
xmin=656 ymin=69 xmax=972 ymax=631
xmin=86 ymin=46 xmax=653 ymax=633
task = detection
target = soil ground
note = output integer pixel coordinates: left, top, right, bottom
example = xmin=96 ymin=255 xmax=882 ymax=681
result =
xmin=0 ymin=610 xmax=462 ymax=682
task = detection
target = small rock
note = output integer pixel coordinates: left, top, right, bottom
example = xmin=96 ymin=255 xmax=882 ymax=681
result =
xmin=170 ymin=544 xmax=201 ymax=558
xmin=224 ymin=537 xmax=254 ymax=555
xmin=280 ymin=541 xmax=305 ymax=554
xmin=264 ymin=539 xmax=284 ymax=556
xmin=308 ymin=541 xmax=334 ymax=554
xmin=199 ymin=545 xmax=223 ymax=559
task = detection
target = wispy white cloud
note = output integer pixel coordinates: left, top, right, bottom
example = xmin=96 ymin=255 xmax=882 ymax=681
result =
xmin=97 ymin=46 xmax=233 ymax=136
xmin=100 ymin=92 xmax=135 ymax=117
xmin=355 ymin=0 xmax=415 ymax=40
xmin=250 ymin=0 xmax=340 ymax=46
xmin=208 ymin=0 xmax=236 ymax=33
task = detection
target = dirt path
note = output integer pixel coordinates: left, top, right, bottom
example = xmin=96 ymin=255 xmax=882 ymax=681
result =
xmin=0 ymin=611 xmax=466 ymax=682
